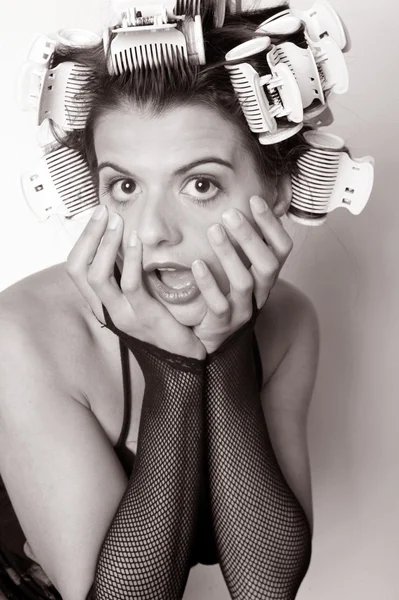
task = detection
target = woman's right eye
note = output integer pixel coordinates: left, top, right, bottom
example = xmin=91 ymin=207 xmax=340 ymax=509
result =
xmin=101 ymin=178 xmax=141 ymax=203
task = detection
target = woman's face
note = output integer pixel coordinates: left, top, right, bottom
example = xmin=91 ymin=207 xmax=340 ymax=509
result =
xmin=94 ymin=103 xmax=274 ymax=326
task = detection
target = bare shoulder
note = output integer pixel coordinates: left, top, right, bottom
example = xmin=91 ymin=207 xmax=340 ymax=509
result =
xmin=255 ymin=278 xmax=320 ymax=387
xmin=0 ymin=263 xmax=97 ymax=404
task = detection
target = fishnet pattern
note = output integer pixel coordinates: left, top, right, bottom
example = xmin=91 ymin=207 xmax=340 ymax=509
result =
xmin=204 ymin=301 xmax=312 ymax=599
xmin=88 ymin=305 xmax=206 ymax=599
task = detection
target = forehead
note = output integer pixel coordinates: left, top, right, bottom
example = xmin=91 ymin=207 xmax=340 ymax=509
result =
xmin=93 ymin=104 xmax=244 ymax=168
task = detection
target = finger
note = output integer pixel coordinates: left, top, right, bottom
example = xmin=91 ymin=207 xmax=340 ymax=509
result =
xmin=249 ymin=196 xmax=293 ymax=263
xmin=87 ymin=212 xmax=128 ymax=323
xmin=66 ymin=205 xmax=112 ymax=322
xmin=68 ymin=204 xmax=109 ymax=269
xmin=207 ymin=223 xmax=254 ymax=313
xmin=220 ymin=208 xmax=280 ymax=310
xmin=191 ymin=259 xmax=230 ymax=322
xmin=119 ymin=230 xmax=151 ymax=311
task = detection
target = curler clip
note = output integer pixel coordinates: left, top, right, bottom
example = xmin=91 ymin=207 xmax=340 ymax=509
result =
xmin=17 ymin=35 xmax=56 ymax=112
xmin=291 ymin=0 xmax=348 ymax=50
xmin=307 ymin=36 xmax=349 ymax=94
xmin=288 ymin=131 xmax=375 ymax=226
xmin=267 ymin=42 xmax=325 ymax=112
xmin=225 ymin=38 xmax=304 ymax=145
xmin=21 ymin=147 xmax=98 ymax=221
xmin=104 ymin=2 xmax=205 ymax=73
xmin=17 ymin=34 xmax=93 ymax=130
xmin=37 ymin=61 xmax=93 ymax=130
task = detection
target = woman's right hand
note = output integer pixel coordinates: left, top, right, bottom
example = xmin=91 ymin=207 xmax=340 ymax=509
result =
xmin=66 ymin=205 xmax=206 ymax=360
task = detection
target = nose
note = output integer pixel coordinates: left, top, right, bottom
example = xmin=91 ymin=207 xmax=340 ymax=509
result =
xmin=135 ymin=189 xmax=182 ymax=247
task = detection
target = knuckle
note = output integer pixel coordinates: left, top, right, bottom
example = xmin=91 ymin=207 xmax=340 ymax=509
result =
xmin=257 ymin=265 xmax=271 ymax=279
xmin=284 ymin=237 xmax=294 ymax=254
xmin=234 ymin=275 xmax=253 ymax=295
xmin=120 ymin=279 xmax=140 ymax=294
xmin=214 ymin=301 xmax=230 ymax=318
xmin=269 ymin=255 xmax=280 ymax=272
xmin=240 ymin=229 xmax=254 ymax=244
xmin=87 ymin=268 xmax=102 ymax=287
xmin=65 ymin=258 xmax=79 ymax=279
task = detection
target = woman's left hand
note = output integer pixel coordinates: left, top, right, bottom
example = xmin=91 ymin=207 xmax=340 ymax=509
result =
xmin=191 ymin=195 xmax=293 ymax=354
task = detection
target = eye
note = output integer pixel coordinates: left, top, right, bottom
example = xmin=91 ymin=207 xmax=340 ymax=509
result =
xmin=101 ymin=178 xmax=141 ymax=203
xmin=181 ymin=176 xmax=221 ymax=204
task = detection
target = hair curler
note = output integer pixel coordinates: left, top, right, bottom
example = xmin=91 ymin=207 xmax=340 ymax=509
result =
xmin=16 ymin=35 xmax=57 ymax=112
xmin=109 ymin=0 xmax=226 ymax=26
xmin=21 ymin=146 xmax=98 ymax=221
xmin=37 ymin=62 xmax=94 ymax=130
xmin=225 ymin=37 xmax=304 ymax=145
xmin=257 ymin=3 xmax=348 ymax=118
xmin=256 ymin=11 xmax=303 ymax=37
xmin=103 ymin=1 xmax=205 ymax=74
xmin=56 ymin=29 xmax=102 ymax=47
xmin=291 ymin=0 xmax=348 ymax=50
xmin=17 ymin=34 xmax=96 ymax=131
xmin=288 ymin=131 xmax=375 ymax=226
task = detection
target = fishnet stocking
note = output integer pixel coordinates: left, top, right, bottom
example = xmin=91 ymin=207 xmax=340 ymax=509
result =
xmin=204 ymin=297 xmax=312 ymax=599
xmin=86 ymin=262 xmax=311 ymax=598
xmin=86 ymin=305 xmax=206 ymax=600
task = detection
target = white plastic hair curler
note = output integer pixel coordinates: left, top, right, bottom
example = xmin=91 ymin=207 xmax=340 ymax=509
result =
xmin=109 ymin=0 xmax=224 ymax=24
xmin=18 ymin=34 xmax=94 ymax=130
xmin=267 ymin=42 xmax=325 ymax=111
xmin=256 ymin=11 xmax=303 ymax=37
xmin=104 ymin=3 xmax=205 ymax=73
xmin=37 ymin=62 xmax=93 ymax=130
xmin=306 ymin=35 xmax=349 ymax=95
xmin=262 ymin=9 xmax=348 ymax=108
xmin=21 ymin=146 xmax=98 ymax=221
xmin=225 ymin=37 xmax=304 ymax=145
xmin=17 ymin=35 xmax=56 ymax=112
xmin=291 ymin=0 xmax=348 ymax=51
xmin=56 ymin=29 xmax=102 ymax=47
xmin=288 ymin=131 xmax=375 ymax=226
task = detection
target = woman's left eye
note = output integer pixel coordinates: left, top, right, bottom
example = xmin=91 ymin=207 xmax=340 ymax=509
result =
xmin=182 ymin=177 xmax=221 ymax=205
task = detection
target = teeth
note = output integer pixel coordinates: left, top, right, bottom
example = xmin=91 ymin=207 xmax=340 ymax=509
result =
xmin=158 ymin=267 xmax=177 ymax=271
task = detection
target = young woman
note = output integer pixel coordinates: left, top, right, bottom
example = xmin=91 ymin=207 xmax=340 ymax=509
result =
xmin=0 ymin=3 xmax=320 ymax=599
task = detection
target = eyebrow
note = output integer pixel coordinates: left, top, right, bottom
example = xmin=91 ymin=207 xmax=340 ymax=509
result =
xmin=97 ymin=157 xmax=235 ymax=176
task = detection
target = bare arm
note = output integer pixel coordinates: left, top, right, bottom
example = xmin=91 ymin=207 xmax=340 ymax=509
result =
xmin=0 ymin=317 xmax=128 ymax=600
xmin=261 ymin=292 xmax=320 ymax=533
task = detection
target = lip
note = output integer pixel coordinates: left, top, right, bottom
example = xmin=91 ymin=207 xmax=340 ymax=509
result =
xmin=144 ymin=261 xmax=190 ymax=272
xmin=148 ymin=271 xmax=200 ymax=305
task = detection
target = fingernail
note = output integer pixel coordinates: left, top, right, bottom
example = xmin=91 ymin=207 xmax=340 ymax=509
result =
xmin=92 ymin=205 xmax=106 ymax=220
xmin=107 ymin=213 xmax=121 ymax=230
xmin=192 ymin=260 xmax=207 ymax=276
xmin=209 ymin=224 xmax=225 ymax=244
xmin=250 ymin=196 xmax=267 ymax=213
xmin=222 ymin=209 xmax=242 ymax=228
xmin=128 ymin=230 xmax=137 ymax=247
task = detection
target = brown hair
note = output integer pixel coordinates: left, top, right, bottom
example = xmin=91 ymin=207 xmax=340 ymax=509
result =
xmin=52 ymin=2 xmax=314 ymax=191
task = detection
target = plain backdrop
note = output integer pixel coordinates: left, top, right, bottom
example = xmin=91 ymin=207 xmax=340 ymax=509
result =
xmin=0 ymin=0 xmax=397 ymax=598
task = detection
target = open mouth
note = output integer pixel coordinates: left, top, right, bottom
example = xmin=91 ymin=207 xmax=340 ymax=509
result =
xmin=148 ymin=268 xmax=200 ymax=304
xmin=154 ymin=268 xmax=196 ymax=290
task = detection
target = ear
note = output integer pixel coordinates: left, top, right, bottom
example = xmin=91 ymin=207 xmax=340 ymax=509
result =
xmin=272 ymin=174 xmax=292 ymax=218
